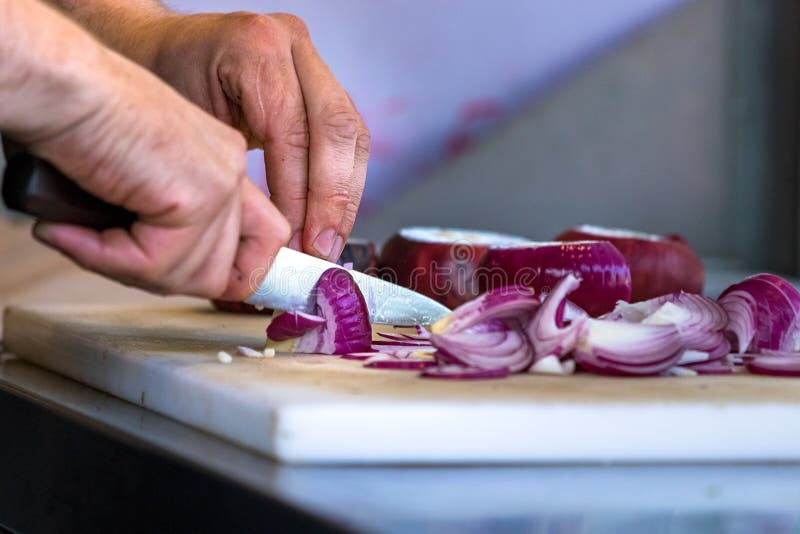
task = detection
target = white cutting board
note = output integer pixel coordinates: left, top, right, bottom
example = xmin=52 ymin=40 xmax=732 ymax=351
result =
xmin=5 ymin=304 xmax=800 ymax=464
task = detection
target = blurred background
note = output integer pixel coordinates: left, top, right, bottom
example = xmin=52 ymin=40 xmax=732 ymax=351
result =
xmin=166 ymin=0 xmax=799 ymax=274
xmin=2 ymin=0 xmax=799 ymax=307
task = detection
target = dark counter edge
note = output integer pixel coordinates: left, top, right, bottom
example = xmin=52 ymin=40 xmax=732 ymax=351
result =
xmin=0 ymin=381 xmax=349 ymax=534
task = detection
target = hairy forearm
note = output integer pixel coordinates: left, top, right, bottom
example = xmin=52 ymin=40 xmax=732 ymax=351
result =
xmin=0 ymin=0 xmax=105 ymax=139
xmin=45 ymin=0 xmax=173 ymax=69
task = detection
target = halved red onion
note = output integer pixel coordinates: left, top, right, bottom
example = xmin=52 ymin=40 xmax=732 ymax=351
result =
xmin=431 ymin=319 xmax=533 ymax=372
xmin=606 ymin=292 xmax=727 ymax=353
xmin=266 ymin=268 xmax=372 ymax=354
xmin=718 ymin=273 xmax=800 ymax=353
xmin=378 ymin=227 xmax=530 ymax=308
xmin=430 ymin=284 xmax=540 ymax=335
xmin=421 ymin=365 xmax=510 ymax=380
xmin=556 ymin=225 xmax=704 ymax=302
xmin=480 ymin=241 xmax=631 ymax=317
xmin=527 ymin=274 xmax=588 ymax=359
xmin=266 ymin=311 xmax=326 ymax=341
xmin=573 ymin=319 xmax=684 ymax=376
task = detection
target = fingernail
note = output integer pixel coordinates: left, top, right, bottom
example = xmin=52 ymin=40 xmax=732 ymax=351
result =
xmin=312 ymin=228 xmax=337 ymax=258
xmin=328 ymin=235 xmax=345 ymax=262
xmin=289 ymin=230 xmax=302 ymax=251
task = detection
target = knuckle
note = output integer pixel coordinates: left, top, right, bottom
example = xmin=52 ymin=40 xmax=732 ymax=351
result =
xmin=273 ymin=13 xmax=310 ymax=40
xmin=318 ymin=105 xmax=360 ymax=142
xmin=316 ymin=185 xmax=352 ymax=208
xmin=233 ymin=12 xmax=280 ymax=42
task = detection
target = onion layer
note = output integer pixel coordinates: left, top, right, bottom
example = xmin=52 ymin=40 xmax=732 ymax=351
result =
xmin=266 ymin=268 xmax=372 ymax=354
xmin=527 ymin=274 xmax=588 ymax=360
xmin=718 ymin=273 xmax=800 ymax=353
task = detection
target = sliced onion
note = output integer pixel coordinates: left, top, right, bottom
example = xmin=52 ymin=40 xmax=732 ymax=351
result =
xmin=573 ymin=319 xmax=684 ymax=376
xmin=555 ymin=225 xmax=704 ymax=301
xmin=432 ymin=318 xmax=533 ymax=372
xmin=266 ymin=311 xmax=326 ymax=341
xmin=606 ymin=292 xmax=727 ymax=352
xmin=378 ymin=227 xmax=530 ymax=308
xmin=683 ymin=358 xmax=734 ymax=375
xmin=480 ymin=240 xmax=631 ymax=317
xmin=266 ymin=268 xmax=372 ymax=355
xmin=527 ymin=274 xmax=588 ymax=360
xmin=421 ymin=365 xmax=510 ymax=380
xmin=718 ymin=273 xmax=800 ymax=353
xmin=746 ymin=354 xmax=800 ymax=377
xmin=430 ymin=284 xmax=540 ymax=335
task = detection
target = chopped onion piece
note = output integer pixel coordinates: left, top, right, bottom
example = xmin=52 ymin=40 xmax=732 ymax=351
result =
xmin=527 ymin=274 xmax=588 ymax=360
xmin=421 ymin=365 xmax=510 ymax=380
xmin=236 ymin=346 xmax=265 ymax=358
xmin=217 ymin=351 xmax=233 ymax=364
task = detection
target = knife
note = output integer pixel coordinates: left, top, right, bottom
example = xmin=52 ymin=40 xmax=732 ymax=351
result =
xmin=1 ymin=146 xmax=450 ymax=325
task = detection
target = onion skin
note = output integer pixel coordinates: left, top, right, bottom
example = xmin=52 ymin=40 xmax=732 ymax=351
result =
xmin=718 ymin=274 xmax=800 ymax=353
xmin=213 ymin=238 xmax=377 ymax=314
xmin=480 ymin=241 xmax=631 ymax=317
xmin=556 ymin=225 xmax=704 ymax=302
xmin=377 ymin=227 xmax=529 ymax=308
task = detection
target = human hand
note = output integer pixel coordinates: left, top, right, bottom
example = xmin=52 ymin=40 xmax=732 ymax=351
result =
xmin=1 ymin=1 xmax=290 ymax=299
xmin=149 ymin=12 xmax=370 ymax=261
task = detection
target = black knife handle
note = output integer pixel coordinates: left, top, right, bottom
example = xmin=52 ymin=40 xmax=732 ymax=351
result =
xmin=2 ymin=147 xmax=136 ymax=230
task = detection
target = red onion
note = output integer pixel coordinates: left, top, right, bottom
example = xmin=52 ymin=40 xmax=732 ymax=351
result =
xmin=431 ymin=318 xmax=533 ymax=372
xmin=378 ymin=227 xmax=530 ymax=308
xmin=265 ymin=268 xmax=372 ymax=354
xmin=573 ymin=319 xmax=684 ymax=376
xmin=683 ymin=358 xmax=734 ymax=375
xmin=266 ymin=311 xmax=326 ymax=341
xmin=430 ymin=285 xmax=540 ymax=335
xmin=746 ymin=354 xmax=800 ymax=377
xmin=527 ymin=274 xmax=588 ymax=360
xmin=421 ymin=365 xmax=510 ymax=380
xmin=606 ymin=292 xmax=727 ymax=353
xmin=480 ymin=241 xmax=631 ymax=316
xmin=556 ymin=225 xmax=704 ymax=302
xmin=718 ymin=273 xmax=800 ymax=353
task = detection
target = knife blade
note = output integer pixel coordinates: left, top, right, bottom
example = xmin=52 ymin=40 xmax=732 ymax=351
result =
xmin=1 ymin=148 xmax=451 ymax=325
xmin=246 ymin=246 xmax=450 ymax=325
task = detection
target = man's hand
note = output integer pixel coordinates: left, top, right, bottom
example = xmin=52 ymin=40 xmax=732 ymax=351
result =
xmin=154 ymin=13 xmax=370 ymax=261
xmin=50 ymin=2 xmax=370 ymax=261
xmin=1 ymin=0 xmax=290 ymax=300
